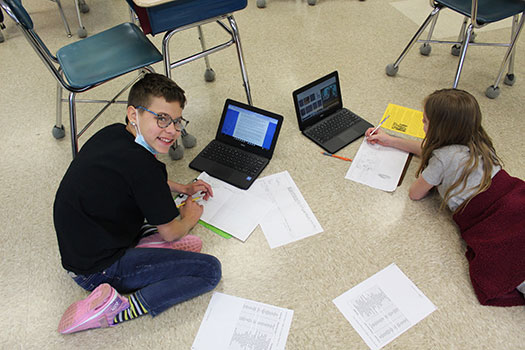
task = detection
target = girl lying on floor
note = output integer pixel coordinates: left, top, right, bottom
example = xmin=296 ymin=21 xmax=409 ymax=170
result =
xmin=366 ymin=88 xmax=525 ymax=306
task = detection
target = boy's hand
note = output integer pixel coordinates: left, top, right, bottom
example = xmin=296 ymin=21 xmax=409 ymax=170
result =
xmin=179 ymin=197 xmax=203 ymax=224
xmin=185 ymin=180 xmax=213 ymax=200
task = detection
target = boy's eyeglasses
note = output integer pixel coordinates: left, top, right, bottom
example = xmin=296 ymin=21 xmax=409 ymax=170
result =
xmin=136 ymin=106 xmax=188 ymax=131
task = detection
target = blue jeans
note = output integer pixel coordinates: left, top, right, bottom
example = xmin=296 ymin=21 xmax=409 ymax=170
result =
xmin=69 ymin=248 xmax=221 ymax=316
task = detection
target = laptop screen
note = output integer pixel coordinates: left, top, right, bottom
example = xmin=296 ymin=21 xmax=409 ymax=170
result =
xmin=217 ymin=99 xmax=283 ymax=157
xmin=292 ymin=71 xmax=343 ymax=130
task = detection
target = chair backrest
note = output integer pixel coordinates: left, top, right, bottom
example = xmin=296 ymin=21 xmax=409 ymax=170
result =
xmin=1 ymin=0 xmax=33 ymax=30
xmin=0 ymin=0 xmax=73 ymax=91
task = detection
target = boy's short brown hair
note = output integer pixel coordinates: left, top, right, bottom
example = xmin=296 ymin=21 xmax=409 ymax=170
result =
xmin=127 ymin=73 xmax=186 ymax=109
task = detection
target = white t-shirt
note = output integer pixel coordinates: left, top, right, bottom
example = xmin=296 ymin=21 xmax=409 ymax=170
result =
xmin=421 ymin=144 xmax=500 ymax=212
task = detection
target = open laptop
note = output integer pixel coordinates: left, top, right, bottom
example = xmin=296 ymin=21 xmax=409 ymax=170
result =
xmin=292 ymin=71 xmax=373 ymax=154
xmin=189 ymin=99 xmax=283 ymax=190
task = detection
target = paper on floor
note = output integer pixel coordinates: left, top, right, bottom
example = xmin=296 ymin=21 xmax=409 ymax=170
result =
xmin=248 ymin=170 xmax=323 ymax=248
xmin=192 ymin=292 xmax=293 ymax=350
xmin=333 ymin=263 xmax=436 ymax=350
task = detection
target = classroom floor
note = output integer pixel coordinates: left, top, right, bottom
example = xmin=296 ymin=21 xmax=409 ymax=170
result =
xmin=1 ymin=0 xmax=524 ymax=349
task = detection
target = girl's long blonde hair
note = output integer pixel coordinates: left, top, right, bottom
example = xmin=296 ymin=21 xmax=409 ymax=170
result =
xmin=416 ymin=89 xmax=502 ymax=212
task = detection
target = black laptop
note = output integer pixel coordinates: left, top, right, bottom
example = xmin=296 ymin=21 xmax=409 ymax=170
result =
xmin=292 ymin=71 xmax=373 ymax=154
xmin=189 ymin=99 xmax=283 ymax=190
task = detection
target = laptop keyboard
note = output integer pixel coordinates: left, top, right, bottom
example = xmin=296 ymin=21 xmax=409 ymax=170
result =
xmin=307 ymin=109 xmax=360 ymax=143
xmin=201 ymin=142 xmax=265 ymax=177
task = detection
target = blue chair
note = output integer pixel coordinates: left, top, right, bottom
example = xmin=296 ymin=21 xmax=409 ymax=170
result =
xmin=1 ymin=0 xmax=163 ymax=157
xmin=125 ymin=0 xmax=252 ymax=160
xmin=385 ymin=0 xmax=525 ymax=99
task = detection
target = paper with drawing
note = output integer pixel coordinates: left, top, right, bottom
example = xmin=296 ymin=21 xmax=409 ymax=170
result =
xmin=345 ymin=139 xmax=409 ymax=192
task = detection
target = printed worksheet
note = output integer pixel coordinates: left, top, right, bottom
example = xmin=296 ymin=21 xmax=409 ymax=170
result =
xmin=333 ymin=264 xmax=436 ymax=350
xmin=248 ymin=171 xmax=323 ymax=248
xmin=345 ymin=139 xmax=409 ymax=192
xmin=177 ymin=172 xmax=272 ymax=241
xmin=192 ymin=292 xmax=294 ymax=350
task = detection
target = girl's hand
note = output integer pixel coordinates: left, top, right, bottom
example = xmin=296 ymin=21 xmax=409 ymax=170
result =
xmin=184 ymin=180 xmax=213 ymax=200
xmin=365 ymin=127 xmax=393 ymax=147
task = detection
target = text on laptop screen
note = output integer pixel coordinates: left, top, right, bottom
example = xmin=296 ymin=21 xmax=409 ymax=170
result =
xmin=295 ymin=76 xmax=340 ymax=123
xmin=221 ymin=105 xmax=279 ymax=150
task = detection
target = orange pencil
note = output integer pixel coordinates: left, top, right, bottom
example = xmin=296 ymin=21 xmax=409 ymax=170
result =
xmin=321 ymin=152 xmax=352 ymax=162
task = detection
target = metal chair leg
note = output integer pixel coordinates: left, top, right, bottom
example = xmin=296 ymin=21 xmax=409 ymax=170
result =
xmin=386 ymin=6 xmax=441 ymax=76
xmin=489 ymin=13 xmax=525 ymax=91
xmin=451 ymin=16 xmax=469 ymax=56
xmin=53 ymin=77 xmax=66 ymax=139
xmin=503 ymin=14 xmax=519 ymax=85
xmin=73 ymin=0 xmax=87 ymax=37
xmin=228 ymin=15 xmax=252 ymax=106
xmin=453 ymin=23 xmax=474 ymax=88
xmin=197 ymin=25 xmax=216 ymax=82
xmin=162 ymin=33 xmax=172 ymax=78
xmin=419 ymin=10 xmax=439 ymax=55
xmin=68 ymin=92 xmax=79 ymax=157
xmin=52 ymin=0 xmax=73 ymax=37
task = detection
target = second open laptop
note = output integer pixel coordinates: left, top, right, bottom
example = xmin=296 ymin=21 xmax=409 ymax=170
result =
xmin=189 ymin=99 xmax=283 ymax=190
xmin=292 ymin=71 xmax=373 ymax=154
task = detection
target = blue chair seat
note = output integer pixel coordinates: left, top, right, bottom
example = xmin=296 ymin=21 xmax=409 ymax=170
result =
xmin=438 ymin=0 xmax=525 ymax=25
xmin=57 ymin=22 xmax=162 ymax=88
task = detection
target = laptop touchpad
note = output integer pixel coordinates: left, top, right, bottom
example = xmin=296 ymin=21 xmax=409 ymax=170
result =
xmin=209 ymin=162 xmax=234 ymax=179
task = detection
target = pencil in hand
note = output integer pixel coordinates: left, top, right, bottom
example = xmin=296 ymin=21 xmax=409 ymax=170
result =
xmin=369 ymin=115 xmax=390 ymax=137
xmin=176 ymin=196 xmax=203 ymax=208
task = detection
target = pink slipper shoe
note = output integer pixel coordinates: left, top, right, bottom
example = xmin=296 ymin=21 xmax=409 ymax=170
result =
xmin=58 ymin=283 xmax=128 ymax=334
xmin=136 ymin=233 xmax=202 ymax=253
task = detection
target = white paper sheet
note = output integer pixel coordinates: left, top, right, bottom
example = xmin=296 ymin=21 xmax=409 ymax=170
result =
xmin=192 ymin=292 xmax=294 ymax=350
xmin=248 ymin=171 xmax=323 ymax=248
xmin=333 ymin=263 xmax=436 ymax=350
xmin=178 ymin=172 xmax=272 ymax=241
xmin=345 ymin=139 xmax=409 ymax=192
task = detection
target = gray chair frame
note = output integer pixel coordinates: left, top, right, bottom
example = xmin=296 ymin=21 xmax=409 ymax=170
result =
xmin=386 ymin=0 xmax=525 ymax=98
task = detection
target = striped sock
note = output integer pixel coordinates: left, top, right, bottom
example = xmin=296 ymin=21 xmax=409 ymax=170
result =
xmin=113 ymin=293 xmax=149 ymax=325
xmin=140 ymin=222 xmax=159 ymax=238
